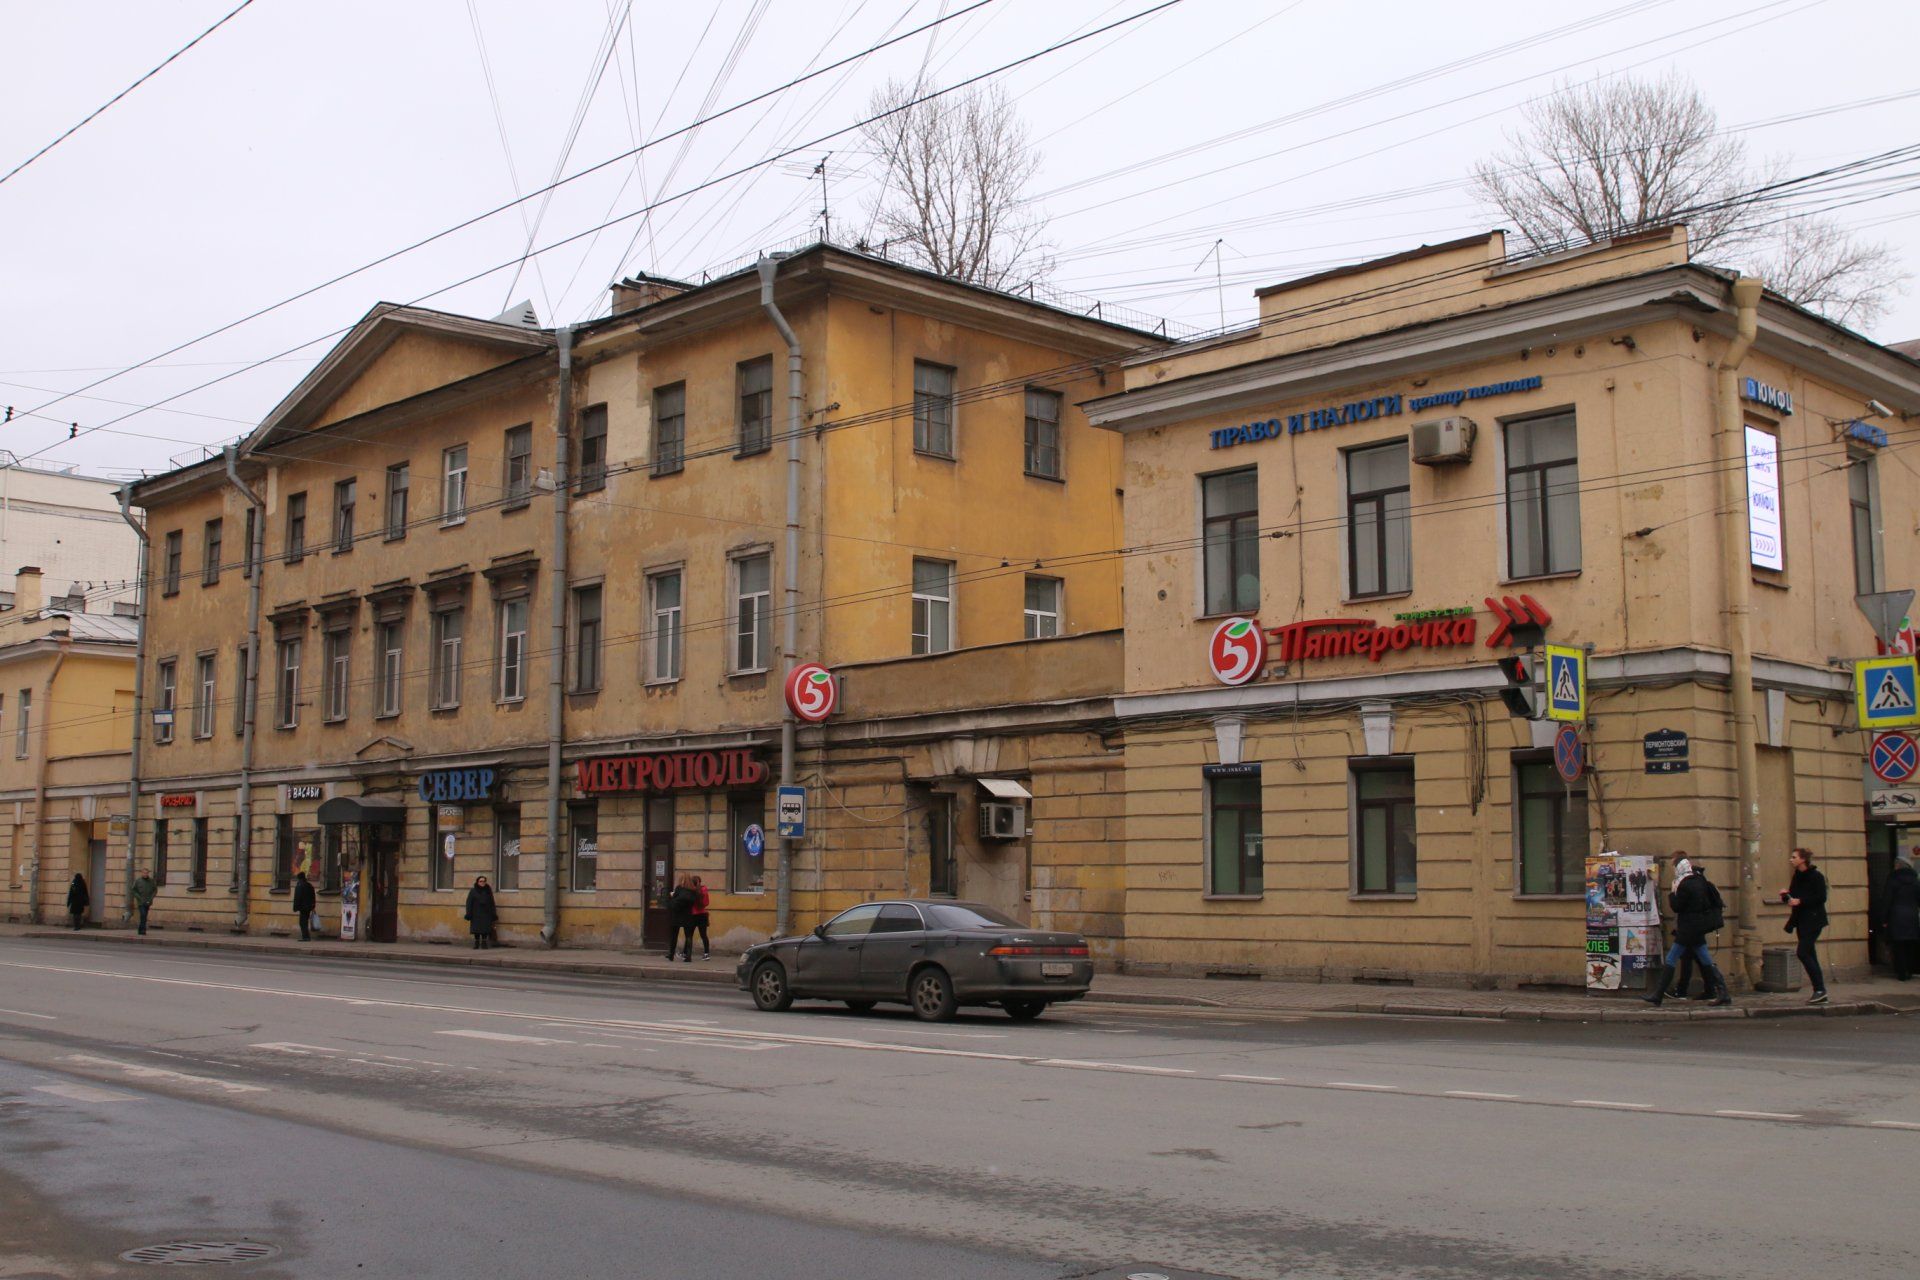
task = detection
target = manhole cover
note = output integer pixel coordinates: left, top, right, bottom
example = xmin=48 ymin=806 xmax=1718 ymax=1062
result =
xmin=119 ymin=1240 xmax=280 ymax=1266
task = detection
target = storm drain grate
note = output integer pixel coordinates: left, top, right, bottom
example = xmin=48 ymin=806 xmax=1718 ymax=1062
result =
xmin=119 ymin=1240 xmax=279 ymax=1266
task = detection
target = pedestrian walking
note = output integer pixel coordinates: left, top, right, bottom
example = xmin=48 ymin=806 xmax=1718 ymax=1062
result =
xmin=66 ymin=873 xmax=90 ymax=930
xmin=667 ymin=872 xmax=699 ymax=962
xmin=691 ymin=874 xmax=712 ymax=960
xmin=131 ymin=868 xmax=156 ymax=936
xmin=1644 ymin=854 xmax=1732 ymax=1006
xmin=1778 ymin=847 xmax=1829 ymax=1004
xmin=292 ymin=871 xmax=317 ymax=942
xmin=464 ymin=876 xmax=498 ymax=949
xmin=1880 ymin=854 xmax=1920 ymax=981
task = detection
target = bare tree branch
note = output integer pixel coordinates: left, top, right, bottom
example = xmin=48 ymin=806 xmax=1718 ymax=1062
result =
xmin=1753 ymin=216 xmax=1908 ymax=330
xmin=859 ymin=80 xmax=1052 ymax=288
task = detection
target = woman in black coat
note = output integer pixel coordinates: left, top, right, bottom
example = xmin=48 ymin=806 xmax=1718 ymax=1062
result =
xmin=1881 ymin=856 xmax=1920 ymax=981
xmin=65 ymin=873 xmax=89 ymax=930
xmin=1779 ymin=847 xmax=1829 ymax=1003
xmin=464 ymin=876 xmax=499 ymax=949
xmin=1645 ymin=856 xmax=1731 ymax=1006
xmin=666 ymin=873 xmax=699 ymax=962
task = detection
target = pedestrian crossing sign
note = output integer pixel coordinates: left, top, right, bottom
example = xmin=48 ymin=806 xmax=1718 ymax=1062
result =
xmin=1545 ymin=644 xmax=1586 ymax=723
xmin=1856 ymin=655 xmax=1920 ymax=729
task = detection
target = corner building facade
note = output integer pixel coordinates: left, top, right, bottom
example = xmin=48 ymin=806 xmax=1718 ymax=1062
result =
xmin=1086 ymin=228 xmax=1920 ymax=987
xmin=128 ymin=246 xmax=1164 ymax=954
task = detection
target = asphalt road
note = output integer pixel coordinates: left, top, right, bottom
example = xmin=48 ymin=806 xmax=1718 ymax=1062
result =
xmin=2 ymin=936 xmax=1916 ymax=1280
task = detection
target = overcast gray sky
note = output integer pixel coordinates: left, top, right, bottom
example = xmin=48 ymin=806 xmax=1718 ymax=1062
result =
xmin=3 ymin=0 xmax=1914 ymax=482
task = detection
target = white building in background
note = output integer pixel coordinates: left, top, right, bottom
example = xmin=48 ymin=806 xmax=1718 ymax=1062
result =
xmin=0 ymin=455 xmax=141 ymax=615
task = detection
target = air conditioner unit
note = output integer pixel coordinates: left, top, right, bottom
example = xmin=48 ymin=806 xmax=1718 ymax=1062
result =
xmin=979 ymin=801 xmax=1026 ymax=841
xmin=1411 ymin=415 xmax=1476 ymax=465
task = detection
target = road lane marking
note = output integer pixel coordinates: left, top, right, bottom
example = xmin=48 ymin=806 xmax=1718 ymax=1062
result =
xmin=1870 ymin=1120 xmax=1920 ymax=1130
xmin=0 ymin=1008 xmax=56 ymax=1020
xmin=1571 ymin=1099 xmax=1653 ymax=1110
xmin=251 ymin=1042 xmax=473 ymax=1070
xmin=1218 ymin=1074 xmax=1288 ymax=1084
xmin=438 ymin=1030 xmax=575 ymax=1046
xmin=64 ymin=1053 xmax=267 ymax=1094
xmin=1037 ymin=1059 xmax=1196 ymax=1076
xmin=1326 ymin=1082 xmax=1399 ymax=1092
xmin=1446 ymin=1091 xmax=1521 ymax=1101
xmin=1715 ymin=1110 xmax=1802 ymax=1120
xmin=541 ymin=1025 xmax=778 ymax=1051
xmin=33 ymin=1083 xmax=138 ymax=1103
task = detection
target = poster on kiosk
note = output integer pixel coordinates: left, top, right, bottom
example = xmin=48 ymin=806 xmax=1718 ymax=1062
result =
xmin=1586 ymin=853 xmax=1660 ymax=990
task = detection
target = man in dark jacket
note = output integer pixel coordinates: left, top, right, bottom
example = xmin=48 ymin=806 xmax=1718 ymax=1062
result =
xmin=66 ymin=874 xmax=90 ymax=930
xmin=1878 ymin=854 xmax=1919 ymax=981
xmin=292 ymin=871 xmax=317 ymax=942
xmin=1778 ymin=847 xmax=1829 ymax=1003
xmin=1645 ymin=855 xmax=1732 ymax=1006
xmin=131 ymin=869 xmax=156 ymax=935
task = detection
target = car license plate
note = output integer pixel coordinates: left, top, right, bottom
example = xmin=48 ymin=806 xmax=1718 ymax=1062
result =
xmin=1041 ymin=962 xmax=1074 ymax=977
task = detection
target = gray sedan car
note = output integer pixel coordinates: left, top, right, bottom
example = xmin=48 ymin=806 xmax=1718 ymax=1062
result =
xmin=735 ymin=900 xmax=1093 ymax=1021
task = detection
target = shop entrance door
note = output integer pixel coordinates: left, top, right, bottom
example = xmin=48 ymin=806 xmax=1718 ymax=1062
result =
xmin=87 ymin=839 xmax=107 ymax=923
xmin=643 ymin=798 xmax=675 ymax=952
xmin=366 ymin=823 xmax=401 ymax=943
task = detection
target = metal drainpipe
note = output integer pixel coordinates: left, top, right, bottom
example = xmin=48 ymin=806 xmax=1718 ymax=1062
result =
xmin=116 ymin=488 xmax=149 ymax=925
xmin=26 ymin=642 xmax=69 ymax=925
xmin=224 ymin=446 xmax=265 ymax=932
xmin=1716 ymin=276 xmax=1765 ymax=986
xmin=757 ymin=254 xmax=802 ymax=940
xmin=542 ymin=326 xmax=573 ymax=947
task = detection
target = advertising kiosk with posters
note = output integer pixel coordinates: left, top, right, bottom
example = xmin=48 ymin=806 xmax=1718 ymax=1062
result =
xmin=1586 ymin=853 xmax=1661 ymax=991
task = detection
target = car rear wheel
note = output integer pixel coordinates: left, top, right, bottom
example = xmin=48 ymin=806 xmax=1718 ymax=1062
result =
xmin=845 ymin=1000 xmax=877 ymax=1013
xmin=1002 ymin=999 xmax=1046 ymax=1021
xmin=750 ymin=960 xmax=793 ymax=1012
xmin=908 ymin=967 xmax=958 ymax=1022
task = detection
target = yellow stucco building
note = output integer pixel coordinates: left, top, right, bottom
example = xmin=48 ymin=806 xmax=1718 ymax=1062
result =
xmin=126 ymin=246 xmax=1166 ymax=954
xmin=0 ymin=567 xmax=139 ymax=925
xmin=1085 ymin=228 xmax=1920 ymax=988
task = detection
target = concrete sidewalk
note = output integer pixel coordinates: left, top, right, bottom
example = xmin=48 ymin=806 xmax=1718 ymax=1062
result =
xmin=11 ymin=922 xmax=1917 ymax=1023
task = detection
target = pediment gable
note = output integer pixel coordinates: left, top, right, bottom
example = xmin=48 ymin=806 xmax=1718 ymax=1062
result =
xmin=246 ymin=305 xmax=552 ymax=452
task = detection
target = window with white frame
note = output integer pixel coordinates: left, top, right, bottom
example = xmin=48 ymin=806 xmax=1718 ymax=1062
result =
xmin=194 ymin=653 xmax=216 ymax=739
xmin=503 ymin=424 xmax=533 ymax=503
xmin=1024 ymin=388 xmax=1062 ymax=479
xmin=322 ymin=626 xmax=350 ymax=722
xmin=913 ymin=361 xmax=956 ymax=457
xmin=1505 ymin=412 xmax=1580 ymax=579
xmin=376 ymin=619 xmax=403 ymax=717
xmin=649 ymin=569 xmax=683 ymax=681
xmin=14 ymin=687 xmax=30 ymax=758
xmin=442 ymin=446 xmax=469 ymax=524
xmin=912 ymin=558 xmax=954 ymax=655
xmin=733 ymin=553 xmax=771 ymax=672
xmin=332 ymin=477 xmax=356 ymax=553
xmin=274 ymin=637 xmax=301 ymax=729
xmin=430 ymin=607 xmax=463 ymax=709
xmin=1024 ymin=575 xmax=1061 ymax=639
xmin=498 ymin=597 xmax=529 ymax=702
xmin=153 ymin=664 xmax=174 ymax=745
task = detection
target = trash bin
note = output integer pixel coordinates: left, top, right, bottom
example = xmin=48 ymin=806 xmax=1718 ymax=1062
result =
xmin=1760 ymin=945 xmax=1802 ymax=992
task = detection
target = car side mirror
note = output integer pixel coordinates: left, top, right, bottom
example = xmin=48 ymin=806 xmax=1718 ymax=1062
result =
xmin=812 ymin=924 xmax=828 ymax=940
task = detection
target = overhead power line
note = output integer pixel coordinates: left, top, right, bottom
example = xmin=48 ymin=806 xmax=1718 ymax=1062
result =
xmin=0 ymin=0 xmax=257 ymax=189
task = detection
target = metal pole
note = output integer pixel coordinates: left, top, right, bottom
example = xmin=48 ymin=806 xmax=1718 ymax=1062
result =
xmin=757 ymin=254 xmax=802 ymax=939
xmin=116 ymin=488 xmax=149 ymax=925
xmin=1716 ymin=276 xmax=1765 ymax=986
xmin=543 ymin=326 xmax=572 ymax=946
xmin=223 ymin=446 xmax=265 ymax=932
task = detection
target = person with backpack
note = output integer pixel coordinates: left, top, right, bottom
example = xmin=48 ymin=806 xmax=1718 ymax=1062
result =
xmin=1644 ymin=854 xmax=1732 ymax=1006
xmin=1778 ymin=847 xmax=1829 ymax=1004
xmin=691 ymin=874 xmax=712 ymax=960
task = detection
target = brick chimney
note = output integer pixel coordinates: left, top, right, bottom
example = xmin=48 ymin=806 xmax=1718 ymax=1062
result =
xmin=610 ymin=273 xmax=694 ymax=315
xmin=14 ymin=566 xmax=42 ymax=617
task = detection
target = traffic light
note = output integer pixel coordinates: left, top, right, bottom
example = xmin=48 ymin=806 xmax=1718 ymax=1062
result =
xmin=1498 ymin=654 xmax=1543 ymax=720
